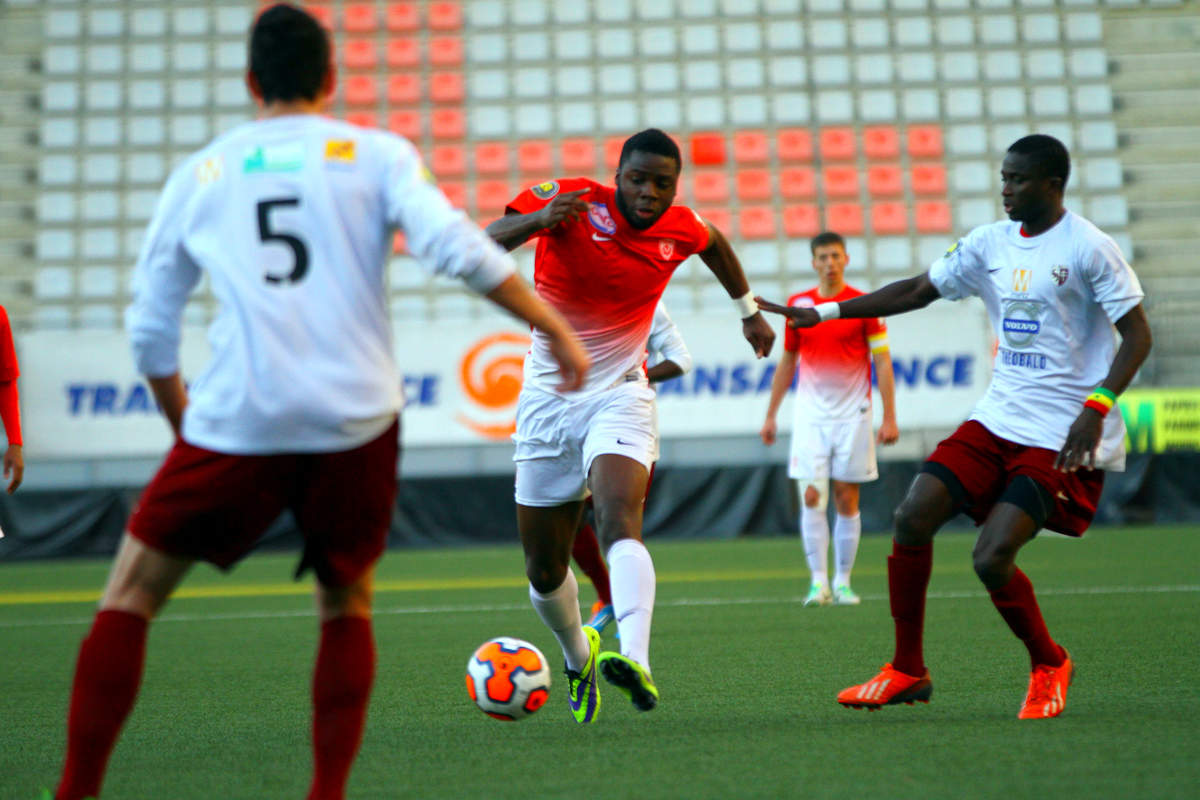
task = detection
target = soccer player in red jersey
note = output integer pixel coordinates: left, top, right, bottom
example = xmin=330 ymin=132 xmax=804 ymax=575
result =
xmin=487 ymin=130 xmax=775 ymax=720
xmin=47 ymin=7 xmax=587 ymax=800
xmin=760 ymin=232 xmax=898 ymax=607
xmin=758 ymin=135 xmax=1151 ymax=719
xmin=0 ymin=304 xmax=23 ymax=494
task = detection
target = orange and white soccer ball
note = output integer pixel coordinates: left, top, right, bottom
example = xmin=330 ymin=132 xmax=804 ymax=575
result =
xmin=466 ymin=637 xmax=552 ymax=721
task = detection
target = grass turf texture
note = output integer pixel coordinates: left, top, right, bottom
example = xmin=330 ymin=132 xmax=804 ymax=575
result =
xmin=2 ymin=525 xmax=1197 ymax=799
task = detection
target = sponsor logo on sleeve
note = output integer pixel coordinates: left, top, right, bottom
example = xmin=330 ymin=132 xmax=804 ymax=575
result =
xmin=944 ymin=241 xmax=961 ymax=258
xmin=587 ymin=202 xmax=618 ymax=235
xmin=531 ymin=180 xmax=560 ymax=200
xmin=195 ymin=155 xmax=223 ymax=184
xmin=323 ymin=139 xmax=357 ymax=165
xmin=1050 ymin=265 xmax=1069 ymax=286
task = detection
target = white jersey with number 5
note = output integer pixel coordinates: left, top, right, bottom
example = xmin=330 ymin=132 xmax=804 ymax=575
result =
xmin=127 ymin=115 xmax=515 ymax=454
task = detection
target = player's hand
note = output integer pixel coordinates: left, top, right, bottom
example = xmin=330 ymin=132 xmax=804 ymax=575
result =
xmin=547 ymin=328 xmax=591 ymax=393
xmin=755 ymin=297 xmax=819 ymax=330
xmin=1055 ymin=408 xmax=1103 ymax=472
xmin=760 ymin=417 xmax=778 ymax=446
xmin=877 ymin=419 xmax=899 ymax=446
xmin=4 ymin=443 xmax=23 ymax=494
xmin=742 ymin=312 xmax=776 ymax=358
xmin=535 ymin=189 xmax=590 ymax=230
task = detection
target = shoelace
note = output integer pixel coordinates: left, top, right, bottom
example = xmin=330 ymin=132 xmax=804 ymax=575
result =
xmin=1026 ymin=667 xmax=1057 ymax=703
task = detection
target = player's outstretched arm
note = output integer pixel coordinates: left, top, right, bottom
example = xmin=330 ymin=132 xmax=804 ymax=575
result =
xmin=1055 ymin=303 xmax=1152 ymax=472
xmin=760 ymin=349 xmax=798 ymax=446
xmin=484 ymin=189 xmax=591 ymax=252
xmin=758 ymin=271 xmax=942 ymax=329
xmin=697 ymin=224 xmax=775 ymax=358
xmin=485 ymin=274 xmax=590 ymax=392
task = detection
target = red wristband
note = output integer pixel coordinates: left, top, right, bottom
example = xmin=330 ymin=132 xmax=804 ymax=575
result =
xmin=1083 ymin=398 xmax=1111 ymax=417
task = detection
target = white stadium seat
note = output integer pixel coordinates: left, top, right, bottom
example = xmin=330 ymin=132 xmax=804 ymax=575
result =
xmin=86 ymin=45 xmax=122 ymax=73
xmin=555 ymin=31 xmax=592 ymax=60
xmin=37 ymin=191 xmax=75 ymax=223
xmin=724 ymin=22 xmax=764 ymax=52
xmin=984 ymin=50 xmax=1022 ymax=81
xmin=86 ymin=81 xmax=122 ymax=111
xmin=42 ymin=82 xmax=79 ymax=112
xmin=173 ymin=79 xmax=209 ymax=109
xmin=84 ymin=117 xmax=121 ymax=147
xmin=680 ymin=0 xmax=719 ymax=17
xmin=640 ymin=26 xmax=678 ymax=57
xmin=1083 ymin=158 xmax=1124 ymax=190
xmin=596 ymin=0 xmax=635 ymax=22
xmin=45 ymin=10 xmax=82 ymax=39
xmin=130 ymin=80 xmax=165 ymax=110
xmin=953 ymin=161 xmax=992 ymax=193
xmin=741 ymin=242 xmax=781 ymax=275
xmin=596 ymin=30 xmax=634 ymax=60
xmin=855 ymin=53 xmax=893 ymax=84
xmin=727 ymin=58 xmax=766 ymax=89
xmin=216 ymin=6 xmax=252 ymax=35
xmin=858 ymin=89 xmax=898 ymax=121
xmin=898 ymin=52 xmax=936 ymax=82
xmin=80 ymin=264 xmax=119 ymax=294
xmin=765 ymin=20 xmax=805 ymax=49
xmin=34 ymin=267 xmax=74 ymax=300
xmin=988 ymin=86 xmax=1026 ymax=118
xmin=849 ymin=0 xmax=886 ymax=10
xmin=88 ymin=9 xmax=124 ymax=38
xmin=683 ymin=24 xmax=720 ymax=54
xmin=770 ymin=56 xmax=807 ymax=86
xmin=511 ymin=0 xmax=546 ymax=25
xmin=37 ymin=230 xmax=74 ymax=261
xmin=894 ymin=18 xmax=933 ymax=47
xmin=42 ymin=119 xmax=78 ymax=148
xmin=946 ymin=87 xmax=984 ymax=119
xmin=130 ymin=44 xmax=167 ymax=73
xmin=816 ymin=91 xmax=854 ymax=123
xmin=638 ymin=0 xmax=676 ymax=20
xmin=941 ymin=52 xmax=980 ymax=82
xmin=170 ymin=115 xmax=209 ymax=146
xmin=980 ymin=15 xmax=1018 ymax=45
xmin=873 ymin=238 xmax=913 ymax=272
xmin=514 ymin=68 xmax=552 ymax=98
xmin=1023 ymin=14 xmax=1061 ymax=43
xmin=803 ymin=0 xmax=842 ymax=12
xmin=600 ymin=100 xmax=638 ymax=131
xmin=1079 ymin=120 xmax=1118 ymax=151
xmin=471 ymin=105 xmax=512 ymax=138
xmin=934 ymin=0 xmax=971 ymax=8
xmin=773 ymin=92 xmax=812 ymax=123
xmin=765 ymin=0 xmax=803 ymax=12
xmin=893 ymin=0 xmax=931 ymax=9
xmin=78 ymin=305 xmax=119 ymax=330
xmin=40 ymin=155 xmax=77 ymax=186
xmin=902 ymin=89 xmax=940 ymax=119
xmin=642 ymin=63 xmax=681 ymax=93
xmin=810 ymin=19 xmax=848 ymax=49
xmin=853 ymin=18 xmax=890 ymax=48
xmin=467 ymin=34 xmax=507 ymax=63
xmin=1070 ymin=49 xmax=1109 ymax=78
xmin=600 ymin=64 xmax=638 ymax=94
xmin=557 ymin=101 xmax=597 ymax=133
xmin=937 ymin=16 xmax=975 ymax=45
xmin=470 ymin=0 xmax=506 ymax=26
xmin=1027 ymin=50 xmax=1066 ymax=79
xmin=127 ymin=154 xmax=165 ymax=185
xmin=515 ymin=104 xmax=553 ymax=135
xmin=686 ymin=95 xmax=725 ymax=127
xmin=1066 ymin=13 xmax=1103 ymax=42
xmin=552 ymin=2 xmax=589 ymax=23
xmin=991 ymin=122 xmax=1030 ymax=151
xmin=645 ymin=97 xmax=683 ymax=129
xmin=83 ymin=191 xmax=119 ymax=222
xmin=127 ymin=117 xmax=164 ymax=146
xmin=813 ymin=55 xmax=851 ymax=86
xmin=1088 ymin=195 xmax=1129 ymax=227
xmin=555 ymin=67 xmax=593 ymax=97
xmin=513 ymin=32 xmax=552 ymax=61
xmin=215 ymin=42 xmax=245 ymax=71
xmin=1040 ymin=121 xmax=1074 ymax=150
xmin=44 ymin=45 xmax=81 ymax=75
xmin=731 ymin=94 xmax=769 ymax=125
xmin=131 ymin=8 xmax=167 ymax=38
xmin=685 ymin=61 xmax=722 ymax=91
xmin=173 ymin=7 xmax=209 ymax=36
xmin=1031 ymin=86 xmax=1071 ymax=116
xmin=83 ymin=154 xmax=120 ymax=185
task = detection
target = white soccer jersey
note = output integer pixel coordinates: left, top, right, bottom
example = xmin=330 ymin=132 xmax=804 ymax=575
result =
xmin=646 ymin=302 xmax=691 ymax=375
xmin=928 ymin=211 xmax=1144 ymax=469
xmin=127 ymin=115 xmax=515 ymax=454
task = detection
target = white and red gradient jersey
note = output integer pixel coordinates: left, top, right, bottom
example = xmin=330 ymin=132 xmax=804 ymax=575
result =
xmin=506 ymin=177 xmax=710 ymax=396
xmin=783 ymin=285 xmax=889 ymax=422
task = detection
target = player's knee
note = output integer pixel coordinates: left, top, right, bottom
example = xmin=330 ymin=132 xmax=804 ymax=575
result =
xmin=801 ymin=480 xmax=828 ymax=511
xmin=525 ymin=556 xmax=568 ymax=595
xmin=971 ymin=541 xmax=1015 ymax=589
xmin=893 ymin=499 xmax=934 ymax=547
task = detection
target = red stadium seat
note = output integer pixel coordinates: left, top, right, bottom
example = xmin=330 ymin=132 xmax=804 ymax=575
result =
xmin=474 ymin=142 xmax=510 ymax=175
xmin=387 ymin=111 xmax=421 ymax=140
xmin=826 ymin=203 xmax=864 ymax=235
xmin=696 ymin=207 xmax=732 ymax=233
xmin=306 ymin=5 xmax=334 ymax=30
xmin=393 ymin=232 xmax=406 ymax=254
xmin=690 ymin=132 xmax=726 ymax=166
xmin=736 ymin=169 xmax=773 ymax=201
xmin=692 ymin=171 xmax=730 ymax=204
xmin=343 ymin=75 xmax=378 ymax=106
xmin=386 ymin=74 xmax=420 ymax=106
xmin=429 ymin=72 xmax=464 ymax=104
xmin=439 ymin=181 xmax=467 ymax=209
xmin=866 ymin=165 xmax=904 ymax=198
xmin=430 ymin=145 xmax=466 ymax=177
xmin=863 ymin=126 xmax=900 ymax=161
xmin=779 ymin=167 xmax=817 ymax=199
xmin=603 ymin=137 xmax=624 ymax=169
xmin=517 ymin=140 xmax=553 ymax=174
xmin=475 ymin=180 xmax=512 ymax=215
xmin=430 ymin=109 xmax=465 ymax=140
xmin=739 ymin=206 xmax=777 ymax=239
xmin=822 ymin=166 xmax=859 ymax=198
xmin=911 ymin=164 xmax=948 ymax=195
xmin=385 ymin=3 xmax=420 ymax=32
xmin=344 ymin=111 xmax=377 ymax=129
xmin=782 ymin=204 xmax=820 ymax=238
xmin=429 ymin=37 xmax=464 ymax=67
xmin=732 ymin=130 xmax=770 ymax=164
xmin=343 ymin=4 xmax=378 ymax=33
xmin=907 ymin=125 xmax=944 ymax=159
xmin=777 ymin=128 xmax=814 ymax=162
xmin=386 ymin=39 xmax=420 ymax=68
xmin=819 ymin=127 xmax=856 ymax=162
xmin=560 ymin=138 xmax=597 ymax=173
xmin=870 ymin=202 xmax=908 ymax=234
xmin=428 ymin=2 xmax=463 ymax=31
xmin=915 ymin=201 xmax=952 ymax=233
xmin=343 ymin=40 xmax=378 ymax=70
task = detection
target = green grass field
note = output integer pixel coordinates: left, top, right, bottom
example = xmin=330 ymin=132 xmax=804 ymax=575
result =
xmin=3 ymin=525 xmax=1198 ymax=799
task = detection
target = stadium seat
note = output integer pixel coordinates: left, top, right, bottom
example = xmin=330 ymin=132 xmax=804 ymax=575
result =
xmin=306 ymin=5 xmax=335 ymax=30
xmin=915 ymin=201 xmax=952 ymax=233
xmin=387 ymin=111 xmax=421 ymax=140
xmin=430 ymin=109 xmax=465 ymax=139
xmin=604 ymin=137 xmax=624 ymax=169
xmin=439 ymin=181 xmax=467 ymax=209
xmin=782 ymin=204 xmax=820 ymax=238
xmin=777 ymin=128 xmax=814 ymax=162
xmin=696 ymin=207 xmax=733 ymax=234
xmin=429 ymin=72 xmax=464 ymax=104
xmin=907 ymin=125 xmax=944 ymax=159
xmin=862 ymin=126 xmax=900 ymax=160
xmin=517 ymin=140 xmax=553 ymax=174
xmin=739 ymin=206 xmax=777 ymax=240
xmin=428 ymin=2 xmax=463 ymax=30
xmin=386 ymin=74 xmax=420 ymax=105
xmin=777 ymin=167 xmax=815 ymax=200
xmin=871 ymin=202 xmax=909 ymax=235
xmin=475 ymin=181 xmax=512 ymax=215
xmin=819 ymin=127 xmax=857 ymax=161
xmin=342 ymin=40 xmax=378 ymax=70
xmin=386 ymin=3 xmax=420 ymax=32
xmin=345 ymin=111 xmax=378 ymax=129
xmin=867 ymin=165 xmax=903 ymax=197
xmin=474 ymin=142 xmax=510 ymax=175
xmin=429 ymin=37 xmax=464 ymax=67
xmin=560 ymin=138 xmax=597 ymax=173
xmin=736 ymin=169 xmax=773 ymax=201
xmin=822 ymin=166 xmax=859 ymax=198
xmin=722 ymin=131 xmax=765 ymax=168
xmin=343 ymin=4 xmax=378 ymax=33
xmin=826 ymin=203 xmax=864 ymax=235
xmin=693 ymin=171 xmax=730 ymax=204
xmin=690 ymin=132 xmax=726 ymax=166
xmin=386 ymin=39 xmax=420 ymax=68
xmin=911 ymin=164 xmax=948 ymax=195
xmin=431 ymin=145 xmax=466 ymax=177
xmin=343 ymin=75 xmax=378 ymax=106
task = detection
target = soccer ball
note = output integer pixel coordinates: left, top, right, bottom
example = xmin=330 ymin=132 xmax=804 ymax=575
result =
xmin=466 ymin=637 xmax=552 ymax=721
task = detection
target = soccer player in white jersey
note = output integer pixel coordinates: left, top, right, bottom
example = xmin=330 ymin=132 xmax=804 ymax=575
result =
xmin=760 ymin=232 xmax=899 ymax=607
xmin=758 ymin=135 xmax=1151 ymax=719
xmin=47 ymin=7 xmax=587 ymax=800
xmin=487 ymin=131 xmax=775 ymax=722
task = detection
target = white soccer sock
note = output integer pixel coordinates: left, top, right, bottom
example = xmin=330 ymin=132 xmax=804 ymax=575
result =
xmin=528 ymin=568 xmax=590 ymax=672
xmin=833 ymin=512 xmax=862 ymax=588
xmin=800 ymin=506 xmax=831 ymax=588
xmin=607 ymin=538 xmax=656 ymax=672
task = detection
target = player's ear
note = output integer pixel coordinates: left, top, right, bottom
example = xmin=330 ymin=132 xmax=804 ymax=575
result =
xmin=322 ymin=61 xmax=337 ymax=101
xmin=245 ymin=70 xmax=264 ymax=106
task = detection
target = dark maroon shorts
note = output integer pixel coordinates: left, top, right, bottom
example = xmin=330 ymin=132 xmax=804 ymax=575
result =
xmin=925 ymin=420 xmax=1105 ymax=537
xmin=129 ymin=419 xmax=399 ymax=586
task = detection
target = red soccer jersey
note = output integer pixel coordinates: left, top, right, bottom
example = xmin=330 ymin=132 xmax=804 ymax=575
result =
xmin=506 ymin=177 xmax=709 ymax=393
xmin=0 ymin=305 xmax=17 ymax=382
xmin=784 ymin=285 xmax=888 ymax=420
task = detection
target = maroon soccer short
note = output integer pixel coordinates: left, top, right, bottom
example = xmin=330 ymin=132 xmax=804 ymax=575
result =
xmin=128 ymin=419 xmax=399 ymax=586
xmin=925 ymin=420 xmax=1105 ymax=537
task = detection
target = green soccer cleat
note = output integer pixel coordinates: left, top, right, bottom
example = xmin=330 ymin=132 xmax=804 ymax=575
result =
xmin=804 ymin=583 xmax=833 ymax=607
xmin=597 ymin=651 xmax=659 ymax=712
xmin=833 ymin=585 xmax=862 ymax=605
xmin=565 ymin=626 xmax=602 ymax=723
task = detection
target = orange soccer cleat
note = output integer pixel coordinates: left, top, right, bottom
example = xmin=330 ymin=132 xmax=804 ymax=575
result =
xmin=837 ymin=664 xmax=933 ymax=710
xmin=1018 ymin=650 xmax=1074 ymax=719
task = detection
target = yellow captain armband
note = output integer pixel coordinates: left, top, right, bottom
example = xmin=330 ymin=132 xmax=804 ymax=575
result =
xmin=868 ymin=332 xmax=890 ymax=354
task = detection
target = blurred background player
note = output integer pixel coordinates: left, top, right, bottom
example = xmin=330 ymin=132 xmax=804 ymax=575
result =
xmin=757 ymin=134 xmax=1151 ymax=720
xmin=487 ymin=129 xmax=774 ymax=721
xmin=48 ymin=6 xmax=587 ymax=800
xmin=577 ymin=301 xmax=693 ymax=635
xmin=0 ymin=303 xmax=23 ymax=494
xmin=760 ymin=232 xmax=898 ymax=607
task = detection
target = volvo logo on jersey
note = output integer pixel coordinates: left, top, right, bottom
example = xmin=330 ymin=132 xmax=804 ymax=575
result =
xmin=1001 ymin=299 xmax=1043 ymax=348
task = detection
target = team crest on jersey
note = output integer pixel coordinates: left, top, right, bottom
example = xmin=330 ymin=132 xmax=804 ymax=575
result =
xmin=587 ymin=202 xmax=618 ymax=235
xmin=195 ymin=155 xmax=223 ymax=184
xmin=944 ymin=241 xmax=961 ymax=258
xmin=790 ymin=296 xmax=815 ymax=308
xmin=1050 ymin=265 xmax=1069 ymax=286
xmin=531 ymin=181 xmax=560 ymax=200
xmin=323 ymin=139 xmax=356 ymax=165
xmin=658 ymin=239 xmax=675 ymax=260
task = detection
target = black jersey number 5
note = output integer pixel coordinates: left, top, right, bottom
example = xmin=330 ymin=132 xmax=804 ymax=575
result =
xmin=257 ymin=197 xmax=309 ymax=284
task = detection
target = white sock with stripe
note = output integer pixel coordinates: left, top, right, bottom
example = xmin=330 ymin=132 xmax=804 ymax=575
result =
xmin=528 ymin=568 xmax=590 ymax=672
xmin=607 ymin=538 xmax=656 ymax=672
xmin=800 ymin=507 xmax=830 ymax=589
xmin=833 ymin=513 xmax=862 ymax=588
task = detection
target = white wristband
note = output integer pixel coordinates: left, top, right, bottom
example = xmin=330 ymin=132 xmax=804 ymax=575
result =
xmin=733 ymin=291 xmax=757 ymax=319
xmin=814 ymin=301 xmax=841 ymax=321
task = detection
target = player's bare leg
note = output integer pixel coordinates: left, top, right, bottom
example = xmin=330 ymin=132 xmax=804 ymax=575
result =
xmin=56 ymin=535 xmax=193 ymax=800
xmin=831 ymin=480 xmax=862 ymax=604
xmin=799 ymin=481 xmax=832 ymax=606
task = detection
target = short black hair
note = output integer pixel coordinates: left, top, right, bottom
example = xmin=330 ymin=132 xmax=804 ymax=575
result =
xmin=618 ymin=129 xmax=682 ymax=172
xmin=249 ymin=4 xmax=331 ymax=104
xmin=810 ymin=231 xmax=846 ymax=254
xmin=1007 ymin=134 xmax=1071 ymax=189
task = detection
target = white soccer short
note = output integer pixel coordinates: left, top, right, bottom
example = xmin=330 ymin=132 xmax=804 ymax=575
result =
xmin=513 ymin=380 xmax=657 ymax=507
xmin=788 ymin=414 xmax=878 ymax=484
